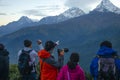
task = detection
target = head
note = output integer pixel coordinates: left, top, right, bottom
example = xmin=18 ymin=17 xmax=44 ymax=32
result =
xmin=100 ymin=40 xmax=112 ymax=48
xmin=0 ymin=43 xmax=5 ymax=50
xmin=44 ymin=40 xmax=56 ymax=52
xmin=67 ymin=52 xmax=79 ymax=69
xmin=24 ymin=39 xmax=32 ymax=48
xmin=70 ymin=52 xmax=79 ymax=63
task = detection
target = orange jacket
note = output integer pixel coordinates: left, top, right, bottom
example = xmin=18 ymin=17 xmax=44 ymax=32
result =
xmin=38 ymin=49 xmax=59 ymax=80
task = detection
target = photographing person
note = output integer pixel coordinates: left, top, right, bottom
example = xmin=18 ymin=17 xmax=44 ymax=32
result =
xmin=38 ymin=40 xmax=65 ymax=80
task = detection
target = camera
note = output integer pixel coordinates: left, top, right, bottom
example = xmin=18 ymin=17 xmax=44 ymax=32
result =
xmin=57 ymin=48 xmax=69 ymax=55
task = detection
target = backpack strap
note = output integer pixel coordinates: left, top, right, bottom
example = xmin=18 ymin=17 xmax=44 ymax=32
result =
xmin=22 ymin=49 xmax=32 ymax=54
xmin=96 ymin=55 xmax=117 ymax=58
xmin=40 ymin=58 xmax=45 ymax=71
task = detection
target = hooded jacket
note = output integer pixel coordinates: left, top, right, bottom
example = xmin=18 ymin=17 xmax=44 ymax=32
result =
xmin=38 ymin=49 xmax=64 ymax=80
xmin=0 ymin=49 xmax=9 ymax=79
xmin=57 ymin=65 xmax=85 ymax=80
xmin=90 ymin=46 xmax=120 ymax=80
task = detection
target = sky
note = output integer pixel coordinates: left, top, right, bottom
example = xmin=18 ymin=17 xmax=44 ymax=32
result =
xmin=0 ymin=0 xmax=120 ymax=26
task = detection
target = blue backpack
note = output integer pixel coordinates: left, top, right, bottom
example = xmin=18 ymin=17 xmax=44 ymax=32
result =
xmin=18 ymin=50 xmax=33 ymax=75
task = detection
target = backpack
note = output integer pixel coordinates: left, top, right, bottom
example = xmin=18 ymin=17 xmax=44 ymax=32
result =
xmin=18 ymin=50 xmax=33 ymax=75
xmin=97 ymin=56 xmax=116 ymax=80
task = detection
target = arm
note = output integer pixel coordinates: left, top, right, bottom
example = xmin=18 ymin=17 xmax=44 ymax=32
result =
xmin=58 ymin=50 xmax=64 ymax=69
xmin=37 ymin=40 xmax=44 ymax=50
xmin=57 ymin=67 xmax=64 ymax=80
xmin=18 ymin=50 xmax=22 ymax=60
xmin=115 ymin=58 xmax=120 ymax=78
xmin=43 ymin=50 xmax=64 ymax=68
xmin=31 ymin=50 xmax=38 ymax=57
xmin=58 ymin=55 xmax=64 ymax=69
xmin=79 ymin=66 xmax=86 ymax=80
xmin=38 ymin=44 xmax=44 ymax=50
xmin=30 ymin=50 xmax=39 ymax=65
xmin=90 ymin=58 xmax=99 ymax=77
xmin=44 ymin=55 xmax=64 ymax=68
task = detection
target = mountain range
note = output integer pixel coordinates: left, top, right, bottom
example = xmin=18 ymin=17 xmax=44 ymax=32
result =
xmin=0 ymin=0 xmax=120 ymax=71
xmin=0 ymin=7 xmax=85 ymax=37
xmin=0 ymin=16 xmax=34 ymax=37
xmin=1 ymin=0 xmax=120 ymax=37
xmin=39 ymin=7 xmax=85 ymax=25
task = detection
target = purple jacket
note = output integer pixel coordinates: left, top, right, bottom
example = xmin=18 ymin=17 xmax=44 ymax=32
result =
xmin=57 ymin=64 xmax=86 ymax=80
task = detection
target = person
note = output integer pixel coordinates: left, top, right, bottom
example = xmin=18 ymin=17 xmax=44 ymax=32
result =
xmin=90 ymin=40 xmax=120 ymax=80
xmin=38 ymin=40 xmax=64 ymax=80
xmin=57 ymin=52 xmax=86 ymax=80
xmin=0 ymin=43 xmax=9 ymax=80
xmin=18 ymin=39 xmax=38 ymax=80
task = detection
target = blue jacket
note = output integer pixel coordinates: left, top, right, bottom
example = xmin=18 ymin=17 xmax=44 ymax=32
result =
xmin=90 ymin=46 xmax=120 ymax=80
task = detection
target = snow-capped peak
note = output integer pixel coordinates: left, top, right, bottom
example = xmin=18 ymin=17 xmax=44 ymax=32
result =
xmin=18 ymin=16 xmax=33 ymax=24
xmin=62 ymin=7 xmax=85 ymax=18
xmin=93 ymin=0 xmax=120 ymax=14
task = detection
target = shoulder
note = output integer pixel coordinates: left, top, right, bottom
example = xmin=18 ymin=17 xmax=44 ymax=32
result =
xmin=77 ymin=65 xmax=84 ymax=72
xmin=62 ymin=65 xmax=68 ymax=69
xmin=30 ymin=50 xmax=37 ymax=54
xmin=31 ymin=50 xmax=37 ymax=53
xmin=91 ymin=56 xmax=99 ymax=63
xmin=115 ymin=57 xmax=120 ymax=63
xmin=2 ymin=49 xmax=9 ymax=56
xmin=60 ymin=65 xmax=68 ymax=72
xmin=18 ymin=50 xmax=22 ymax=56
xmin=18 ymin=50 xmax=22 ymax=53
xmin=29 ymin=50 xmax=37 ymax=56
xmin=90 ymin=57 xmax=99 ymax=68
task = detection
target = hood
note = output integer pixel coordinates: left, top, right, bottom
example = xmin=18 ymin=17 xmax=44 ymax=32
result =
xmin=38 ymin=49 xmax=51 ymax=58
xmin=97 ymin=46 xmax=116 ymax=56
xmin=0 ymin=49 xmax=9 ymax=56
xmin=23 ymin=47 xmax=32 ymax=51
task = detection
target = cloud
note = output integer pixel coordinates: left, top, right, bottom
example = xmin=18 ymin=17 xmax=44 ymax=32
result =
xmin=0 ymin=0 xmax=9 ymax=6
xmin=0 ymin=13 xmax=7 ymax=15
xmin=22 ymin=5 xmax=66 ymax=17
xmin=22 ymin=9 xmax=47 ymax=16
xmin=64 ymin=0 xmax=100 ymax=12
xmin=0 ymin=0 xmax=3 ymax=6
xmin=36 ymin=5 xmax=61 ymax=10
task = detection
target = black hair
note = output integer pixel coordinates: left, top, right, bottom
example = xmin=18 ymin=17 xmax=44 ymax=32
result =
xmin=67 ymin=52 xmax=79 ymax=69
xmin=0 ymin=43 xmax=5 ymax=50
xmin=44 ymin=40 xmax=56 ymax=51
xmin=100 ymin=40 xmax=112 ymax=48
xmin=24 ymin=40 xmax=32 ymax=47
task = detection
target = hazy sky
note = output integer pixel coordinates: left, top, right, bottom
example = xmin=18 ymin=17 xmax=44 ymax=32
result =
xmin=0 ymin=0 xmax=120 ymax=26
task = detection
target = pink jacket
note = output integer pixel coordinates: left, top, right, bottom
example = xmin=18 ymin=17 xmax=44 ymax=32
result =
xmin=57 ymin=64 xmax=86 ymax=80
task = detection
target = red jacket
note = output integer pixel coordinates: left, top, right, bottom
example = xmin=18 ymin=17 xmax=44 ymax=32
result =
xmin=38 ymin=49 xmax=62 ymax=80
